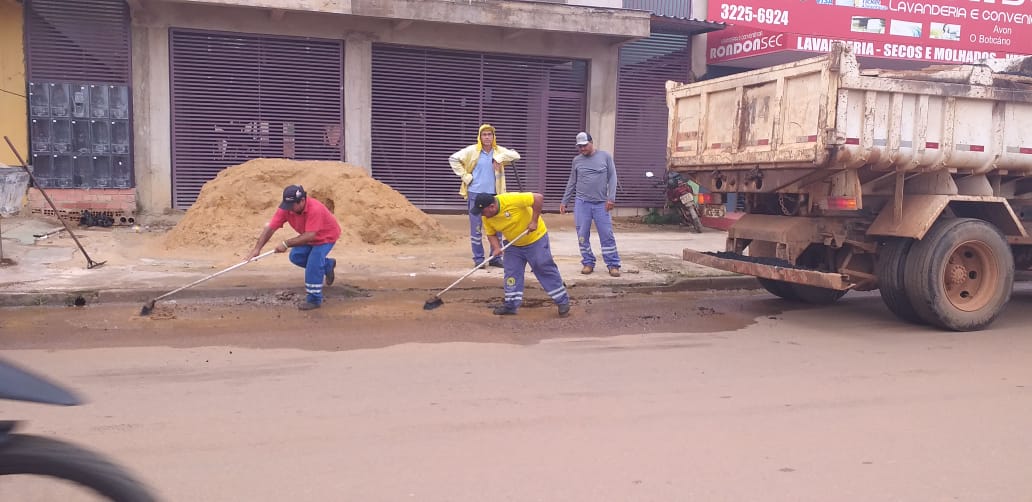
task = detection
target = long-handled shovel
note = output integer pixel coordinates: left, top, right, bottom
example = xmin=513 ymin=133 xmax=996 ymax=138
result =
xmin=140 ymin=250 xmax=275 ymax=315
xmin=5 ymin=136 xmax=105 ymax=269
xmin=424 ymin=228 xmax=530 ymax=311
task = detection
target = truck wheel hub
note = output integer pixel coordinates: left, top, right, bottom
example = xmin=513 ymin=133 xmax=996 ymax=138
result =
xmin=947 ymin=263 xmax=968 ymax=286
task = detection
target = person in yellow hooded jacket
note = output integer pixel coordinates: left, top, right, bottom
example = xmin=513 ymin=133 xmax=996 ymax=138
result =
xmin=449 ymin=124 xmax=521 ymax=267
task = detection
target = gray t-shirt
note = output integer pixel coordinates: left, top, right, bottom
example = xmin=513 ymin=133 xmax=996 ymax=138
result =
xmin=561 ymin=150 xmax=617 ymax=205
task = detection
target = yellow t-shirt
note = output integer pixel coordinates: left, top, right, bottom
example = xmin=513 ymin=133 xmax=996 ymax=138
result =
xmin=482 ymin=193 xmax=547 ymax=246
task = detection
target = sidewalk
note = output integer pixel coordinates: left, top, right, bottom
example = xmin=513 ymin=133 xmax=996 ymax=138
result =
xmin=0 ymin=213 xmax=751 ymax=307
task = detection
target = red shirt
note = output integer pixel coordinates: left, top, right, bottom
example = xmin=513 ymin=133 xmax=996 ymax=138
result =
xmin=268 ymin=198 xmax=341 ymax=245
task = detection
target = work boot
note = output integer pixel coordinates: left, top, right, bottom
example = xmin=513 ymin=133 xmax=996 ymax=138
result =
xmin=493 ymin=305 xmax=518 ymax=316
xmin=488 ymin=258 xmax=504 ymax=268
xmin=608 ymin=267 xmax=621 ymax=278
xmin=298 ymin=301 xmax=320 ymax=311
xmin=325 ymin=259 xmax=336 ymax=286
xmin=557 ymin=303 xmax=570 ymax=318
xmin=581 ymin=265 xmax=594 ymax=275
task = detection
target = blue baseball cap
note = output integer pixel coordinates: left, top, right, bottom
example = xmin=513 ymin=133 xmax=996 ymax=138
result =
xmin=279 ymin=185 xmax=306 ymax=209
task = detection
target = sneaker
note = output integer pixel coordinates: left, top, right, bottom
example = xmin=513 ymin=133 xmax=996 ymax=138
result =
xmin=581 ymin=265 xmax=594 ymax=275
xmin=608 ymin=267 xmax=621 ymax=277
xmin=557 ymin=303 xmax=570 ymax=318
xmin=493 ymin=305 xmax=518 ymax=315
xmin=298 ymin=301 xmax=321 ymax=311
xmin=325 ymin=259 xmax=336 ymax=286
xmin=488 ymin=258 xmax=504 ymax=268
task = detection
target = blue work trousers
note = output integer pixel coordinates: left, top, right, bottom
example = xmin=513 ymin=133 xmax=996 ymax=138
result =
xmin=574 ymin=198 xmax=621 ymax=269
xmin=288 ymin=243 xmax=336 ymax=305
xmin=501 ymin=233 xmax=570 ymax=310
xmin=468 ymin=192 xmax=502 ymax=265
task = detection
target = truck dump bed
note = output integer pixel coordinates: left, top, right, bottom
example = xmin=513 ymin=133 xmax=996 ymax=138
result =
xmin=667 ymin=45 xmax=1032 ymax=177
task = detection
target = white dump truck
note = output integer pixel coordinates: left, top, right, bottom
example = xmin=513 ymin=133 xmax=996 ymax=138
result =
xmin=667 ymin=43 xmax=1032 ymax=331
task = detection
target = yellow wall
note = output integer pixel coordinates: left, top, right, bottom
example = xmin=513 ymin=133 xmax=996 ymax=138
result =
xmin=0 ymin=0 xmax=26 ymax=166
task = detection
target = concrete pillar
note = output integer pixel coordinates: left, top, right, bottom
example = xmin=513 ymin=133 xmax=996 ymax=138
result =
xmin=131 ymin=23 xmax=173 ymax=214
xmin=691 ymin=34 xmax=708 ymax=80
xmin=691 ymin=0 xmax=710 ymax=79
xmin=586 ymin=44 xmax=621 ymax=154
xmin=343 ymin=35 xmax=372 ymax=174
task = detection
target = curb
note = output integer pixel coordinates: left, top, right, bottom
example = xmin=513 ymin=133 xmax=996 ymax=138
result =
xmin=0 ymin=275 xmax=762 ymax=308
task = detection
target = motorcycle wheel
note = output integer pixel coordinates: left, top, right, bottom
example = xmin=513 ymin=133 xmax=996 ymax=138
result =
xmin=0 ymin=433 xmax=156 ymax=501
xmin=679 ymin=205 xmax=703 ymax=233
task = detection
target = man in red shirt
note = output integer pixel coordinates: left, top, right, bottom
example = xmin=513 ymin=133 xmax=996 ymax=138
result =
xmin=246 ymin=185 xmax=341 ymax=310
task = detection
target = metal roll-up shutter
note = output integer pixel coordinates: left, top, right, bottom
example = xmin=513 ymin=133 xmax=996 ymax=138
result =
xmin=542 ymin=61 xmax=587 ymax=208
xmin=371 ymin=44 xmax=587 ymax=211
xmin=26 ymin=0 xmax=129 ymax=81
xmin=615 ymin=33 xmax=691 ymax=208
xmin=25 ymin=0 xmax=133 ymax=189
xmin=170 ymin=30 xmax=343 ymax=208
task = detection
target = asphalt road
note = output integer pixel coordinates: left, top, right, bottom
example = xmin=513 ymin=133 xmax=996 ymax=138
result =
xmin=4 ymin=288 xmax=1032 ymax=501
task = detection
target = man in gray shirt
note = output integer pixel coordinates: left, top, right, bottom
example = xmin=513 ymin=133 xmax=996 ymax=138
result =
xmin=560 ymin=132 xmax=621 ymax=277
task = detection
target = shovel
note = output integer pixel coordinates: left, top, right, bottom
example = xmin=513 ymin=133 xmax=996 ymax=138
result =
xmin=5 ymin=136 xmax=105 ymax=269
xmin=140 ymin=250 xmax=275 ymax=315
xmin=424 ymin=228 xmax=529 ymax=311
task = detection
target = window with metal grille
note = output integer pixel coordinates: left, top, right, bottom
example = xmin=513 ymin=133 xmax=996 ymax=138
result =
xmin=371 ymin=44 xmax=587 ymax=211
xmin=615 ymin=33 xmax=691 ymax=208
xmin=169 ymin=30 xmax=344 ymax=208
xmin=25 ymin=0 xmax=133 ymax=189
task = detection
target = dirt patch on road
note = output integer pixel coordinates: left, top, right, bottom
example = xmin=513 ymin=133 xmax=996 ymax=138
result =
xmin=0 ymin=288 xmax=772 ymax=351
xmin=164 ymin=159 xmax=458 ymax=252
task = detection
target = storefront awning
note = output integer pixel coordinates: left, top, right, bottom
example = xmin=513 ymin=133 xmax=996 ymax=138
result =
xmin=650 ymin=14 xmax=726 ymax=35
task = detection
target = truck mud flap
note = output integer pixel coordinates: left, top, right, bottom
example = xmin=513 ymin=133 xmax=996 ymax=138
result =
xmin=683 ymin=250 xmax=852 ymax=291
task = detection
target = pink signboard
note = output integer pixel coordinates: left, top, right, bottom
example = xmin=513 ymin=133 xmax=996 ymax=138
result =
xmin=707 ymin=0 xmax=1031 ymax=64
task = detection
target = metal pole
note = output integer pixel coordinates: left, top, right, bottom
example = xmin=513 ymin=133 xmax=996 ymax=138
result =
xmin=4 ymin=136 xmax=105 ymax=269
xmin=508 ymin=160 xmax=524 ymax=192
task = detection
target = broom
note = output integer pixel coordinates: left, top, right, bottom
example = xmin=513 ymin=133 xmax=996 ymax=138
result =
xmin=424 ymin=229 xmax=529 ymax=310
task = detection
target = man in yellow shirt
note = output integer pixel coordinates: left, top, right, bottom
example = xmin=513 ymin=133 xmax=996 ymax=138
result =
xmin=471 ymin=192 xmax=571 ymax=318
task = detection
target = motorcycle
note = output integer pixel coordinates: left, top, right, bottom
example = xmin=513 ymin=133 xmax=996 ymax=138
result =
xmin=0 ymin=358 xmax=157 ymax=501
xmin=645 ymin=171 xmax=703 ymax=233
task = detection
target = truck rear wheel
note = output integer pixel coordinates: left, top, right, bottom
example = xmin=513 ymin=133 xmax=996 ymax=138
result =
xmin=757 ymin=278 xmax=800 ymax=301
xmin=789 ymin=283 xmax=847 ymax=305
xmin=875 ymin=238 xmax=924 ymax=324
xmin=786 ymin=245 xmax=848 ymax=305
xmin=903 ymin=218 xmax=1013 ymax=331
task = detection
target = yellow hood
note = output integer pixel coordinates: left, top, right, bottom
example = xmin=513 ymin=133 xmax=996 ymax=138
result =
xmin=476 ymin=123 xmax=495 ymax=154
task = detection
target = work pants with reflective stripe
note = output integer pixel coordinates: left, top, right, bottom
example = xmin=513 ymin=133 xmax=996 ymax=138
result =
xmin=501 ymin=233 xmax=569 ymax=310
xmin=574 ymin=198 xmax=621 ymax=269
xmin=289 ymin=242 xmax=335 ymax=305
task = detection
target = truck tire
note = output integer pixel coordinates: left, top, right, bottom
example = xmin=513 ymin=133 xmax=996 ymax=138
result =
xmin=782 ymin=245 xmax=848 ymax=305
xmin=788 ymin=283 xmax=847 ymax=305
xmin=903 ymin=218 xmax=1014 ymax=331
xmin=875 ymin=238 xmax=924 ymax=324
xmin=757 ymin=278 xmax=800 ymax=301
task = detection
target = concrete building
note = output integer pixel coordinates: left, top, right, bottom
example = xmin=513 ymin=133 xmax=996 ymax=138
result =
xmin=3 ymin=0 xmax=721 ymax=219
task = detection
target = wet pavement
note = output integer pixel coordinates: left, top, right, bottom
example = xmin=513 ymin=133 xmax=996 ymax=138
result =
xmin=0 ymin=213 xmax=753 ymax=308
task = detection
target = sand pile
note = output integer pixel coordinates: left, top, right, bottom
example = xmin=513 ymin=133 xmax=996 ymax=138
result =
xmin=164 ymin=159 xmax=454 ymax=251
